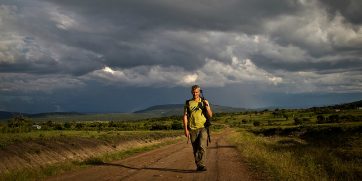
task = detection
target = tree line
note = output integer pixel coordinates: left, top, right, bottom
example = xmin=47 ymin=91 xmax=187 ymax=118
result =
xmin=0 ymin=115 xmax=184 ymax=133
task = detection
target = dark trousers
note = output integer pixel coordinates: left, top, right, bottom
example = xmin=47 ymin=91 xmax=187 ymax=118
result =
xmin=189 ymin=128 xmax=207 ymax=167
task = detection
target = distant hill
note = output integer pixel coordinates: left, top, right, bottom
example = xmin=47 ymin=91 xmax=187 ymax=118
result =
xmin=30 ymin=112 xmax=84 ymax=118
xmin=134 ymin=104 xmax=247 ymax=116
xmin=329 ymin=100 xmax=362 ymax=109
xmin=0 ymin=111 xmax=84 ymax=121
xmin=0 ymin=111 xmax=26 ymax=120
xmin=1 ymin=100 xmax=360 ymax=122
xmin=0 ymin=111 xmax=165 ymax=122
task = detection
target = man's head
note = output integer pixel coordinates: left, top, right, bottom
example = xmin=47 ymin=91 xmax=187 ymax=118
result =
xmin=191 ymin=85 xmax=201 ymax=100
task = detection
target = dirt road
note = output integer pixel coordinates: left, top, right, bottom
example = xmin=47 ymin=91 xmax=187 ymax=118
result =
xmin=46 ymin=131 xmax=255 ymax=181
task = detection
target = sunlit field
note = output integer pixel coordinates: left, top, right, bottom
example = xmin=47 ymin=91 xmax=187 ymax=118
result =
xmin=1 ymin=102 xmax=361 ymax=180
xmin=214 ymin=107 xmax=362 ymax=180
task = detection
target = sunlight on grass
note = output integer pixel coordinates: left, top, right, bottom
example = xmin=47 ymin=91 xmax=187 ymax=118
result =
xmin=228 ymin=129 xmax=350 ymax=181
xmin=0 ymin=137 xmax=182 ymax=181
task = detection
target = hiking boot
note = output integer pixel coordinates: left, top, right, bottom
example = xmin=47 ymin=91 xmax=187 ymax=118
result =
xmin=196 ymin=165 xmax=207 ymax=171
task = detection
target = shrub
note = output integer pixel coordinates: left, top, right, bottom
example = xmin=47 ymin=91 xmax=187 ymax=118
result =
xmin=64 ymin=122 xmax=72 ymax=129
xmin=45 ymin=120 xmax=54 ymax=127
xmin=294 ymin=117 xmax=301 ymax=125
xmin=328 ymin=115 xmax=340 ymax=123
xmin=75 ymin=123 xmax=84 ymax=130
xmin=317 ymin=115 xmax=326 ymax=124
xmin=150 ymin=123 xmax=170 ymax=130
xmin=108 ymin=121 xmax=117 ymax=127
xmin=302 ymin=118 xmax=311 ymax=123
xmin=54 ymin=124 xmax=63 ymax=130
xmin=253 ymin=121 xmax=261 ymax=127
xmin=171 ymin=121 xmax=183 ymax=130
xmin=8 ymin=115 xmax=32 ymax=128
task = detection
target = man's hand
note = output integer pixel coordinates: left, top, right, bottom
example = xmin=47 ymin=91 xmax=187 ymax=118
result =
xmin=203 ymin=99 xmax=213 ymax=118
xmin=185 ymin=129 xmax=190 ymax=144
xmin=203 ymin=99 xmax=210 ymax=107
xmin=184 ymin=129 xmax=189 ymax=137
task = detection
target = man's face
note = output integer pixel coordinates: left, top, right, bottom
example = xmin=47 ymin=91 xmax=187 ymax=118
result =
xmin=192 ymin=88 xmax=200 ymax=99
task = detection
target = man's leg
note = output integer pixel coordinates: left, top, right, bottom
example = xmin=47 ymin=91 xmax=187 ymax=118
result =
xmin=196 ymin=128 xmax=207 ymax=170
xmin=190 ymin=129 xmax=199 ymax=165
xmin=191 ymin=128 xmax=207 ymax=171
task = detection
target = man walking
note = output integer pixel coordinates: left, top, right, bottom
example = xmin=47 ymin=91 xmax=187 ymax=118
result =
xmin=183 ymin=85 xmax=213 ymax=171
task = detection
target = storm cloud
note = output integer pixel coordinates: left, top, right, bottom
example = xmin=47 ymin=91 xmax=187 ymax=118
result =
xmin=0 ymin=0 xmax=361 ymax=112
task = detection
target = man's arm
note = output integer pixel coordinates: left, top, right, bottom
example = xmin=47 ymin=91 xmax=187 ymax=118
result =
xmin=203 ymin=100 xmax=213 ymax=118
xmin=183 ymin=110 xmax=189 ymax=138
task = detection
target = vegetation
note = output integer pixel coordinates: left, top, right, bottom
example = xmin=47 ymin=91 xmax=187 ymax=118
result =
xmin=217 ymin=107 xmax=362 ymax=180
xmin=0 ymin=114 xmax=186 ymax=180
xmin=0 ymin=138 xmax=181 ymax=181
xmin=1 ymin=115 xmax=184 ymax=133
xmin=1 ymin=101 xmax=361 ymax=180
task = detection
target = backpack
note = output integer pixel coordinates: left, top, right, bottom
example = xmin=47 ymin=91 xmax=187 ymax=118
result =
xmin=185 ymin=98 xmax=211 ymax=145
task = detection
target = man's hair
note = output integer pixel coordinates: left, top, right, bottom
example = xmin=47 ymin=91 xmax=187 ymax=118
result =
xmin=191 ymin=85 xmax=200 ymax=91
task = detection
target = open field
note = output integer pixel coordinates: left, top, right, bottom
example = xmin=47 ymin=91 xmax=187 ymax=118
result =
xmin=0 ymin=101 xmax=361 ymax=180
xmin=211 ymin=107 xmax=362 ymax=180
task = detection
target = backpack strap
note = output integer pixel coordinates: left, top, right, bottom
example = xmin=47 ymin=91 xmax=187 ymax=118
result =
xmin=186 ymin=98 xmax=208 ymax=119
xmin=185 ymin=100 xmax=191 ymax=118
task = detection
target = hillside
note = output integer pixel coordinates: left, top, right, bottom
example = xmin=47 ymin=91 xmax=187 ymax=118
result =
xmin=0 ymin=111 xmax=160 ymax=122
xmin=1 ymin=100 xmax=360 ymax=122
xmin=134 ymin=104 xmax=247 ymax=116
xmin=0 ymin=111 xmax=84 ymax=121
xmin=331 ymin=100 xmax=362 ymax=109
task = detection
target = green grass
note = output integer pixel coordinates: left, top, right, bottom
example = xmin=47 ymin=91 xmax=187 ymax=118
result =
xmin=228 ymin=125 xmax=362 ymax=180
xmin=0 ymin=130 xmax=182 ymax=149
xmin=218 ymin=108 xmax=362 ymax=180
xmin=0 ymin=136 xmax=182 ymax=181
xmin=1 ymin=107 xmax=361 ymax=180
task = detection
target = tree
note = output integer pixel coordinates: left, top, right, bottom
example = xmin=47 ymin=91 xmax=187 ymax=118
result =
xmin=64 ymin=122 xmax=72 ymax=129
xmin=328 ymin=115 xmax=340 ymax=123
xmin=283 ymin=114 xmax=289 ymax=120
xmin=54 ymin=124 xmax=63 ymax=130
xmin=75 ymin=123 xmax=84 ymax=130
xmin=316 ymin=115 xmax=325 ymax=124
xmin=171 ymin=121 xmax=183 ymax=130
xmin=8 ymin=115 xmax=32 ymax=128
xmin=294 ymin=117 xmax=303 ymax=125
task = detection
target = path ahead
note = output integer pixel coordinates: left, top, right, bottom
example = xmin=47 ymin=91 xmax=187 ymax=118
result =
xmin=47 ymin=131 xmax=255 ymax=181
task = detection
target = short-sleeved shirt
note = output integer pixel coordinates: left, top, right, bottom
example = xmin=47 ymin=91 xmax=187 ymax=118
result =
xmin=184 ymin=99 xmax=207 ymax=130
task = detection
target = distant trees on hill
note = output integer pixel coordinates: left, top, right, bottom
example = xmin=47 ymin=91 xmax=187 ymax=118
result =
xmin=316 ymin=114 xmax=361 ymax=124
xmin=1 ymin=115 xmax=184 ymax=133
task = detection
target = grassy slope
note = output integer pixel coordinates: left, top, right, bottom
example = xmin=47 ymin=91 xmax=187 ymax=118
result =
xmin=217 ymin=109 xmax=362 ymax=180
xmin=0 ymin=130 xmax=183 ymax=181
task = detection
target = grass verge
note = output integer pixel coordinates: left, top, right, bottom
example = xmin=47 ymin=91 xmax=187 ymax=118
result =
xmin=0 ymin=137 xmax=182 ymax=181
xmin=228 ymin=128 xmax=361 ymax=181
xmin=0 ymin=130 xmax=182 ymax=149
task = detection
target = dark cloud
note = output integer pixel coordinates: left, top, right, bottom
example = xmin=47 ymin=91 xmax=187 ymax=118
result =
xmin=3 ymin=0 xmax=360 ymax=74
xmin=0 ymin=0 xmax=361 ymax=112
xmin=26 ymin=0 xmax=303 ymax=72
xmin=0 ymin=84 xmax=190 ymax=113
xmin=320 ymin=0 xmax=362 ymax=24
xmin=250 ymin=54 xmax=362 ymax=73
xmin=43 ymin=0 xmax=301 ymax=31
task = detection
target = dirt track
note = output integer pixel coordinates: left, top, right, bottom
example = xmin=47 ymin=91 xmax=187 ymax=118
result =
xmin=46 ymin=131 xmax=255 ymax=181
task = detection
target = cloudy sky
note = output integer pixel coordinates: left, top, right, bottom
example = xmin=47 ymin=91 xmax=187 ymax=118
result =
xmin=0 ymin=0 xmax=362 ymax=113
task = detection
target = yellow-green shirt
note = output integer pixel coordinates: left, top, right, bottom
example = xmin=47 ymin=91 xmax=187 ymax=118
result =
xmin=184 ymin=99 xmax=207 ymax=130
